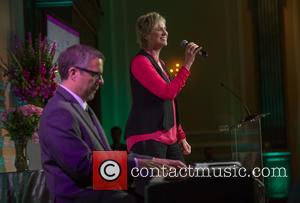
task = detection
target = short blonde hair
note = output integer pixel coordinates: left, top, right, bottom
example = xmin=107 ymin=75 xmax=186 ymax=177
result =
xmin=135 ymin=12 xmax=166 ymax=48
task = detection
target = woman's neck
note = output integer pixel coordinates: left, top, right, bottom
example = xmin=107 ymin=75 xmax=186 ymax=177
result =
xmin=144 ymin=48 xmax=160 ymax=62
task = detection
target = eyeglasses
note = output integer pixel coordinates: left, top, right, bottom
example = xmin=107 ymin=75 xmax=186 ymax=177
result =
xmin=74 ymin=66 xmax=103 ymax=80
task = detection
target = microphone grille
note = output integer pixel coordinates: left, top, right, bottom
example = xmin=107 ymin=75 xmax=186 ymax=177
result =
xmin=180 ymin=40 xmax=188 ymax=48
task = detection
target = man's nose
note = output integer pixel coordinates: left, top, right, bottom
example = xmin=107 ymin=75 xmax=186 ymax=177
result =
xmin=97 ymin=78 xmax=104 ymax=85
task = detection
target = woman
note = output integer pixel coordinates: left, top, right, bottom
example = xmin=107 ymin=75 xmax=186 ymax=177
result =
xmin=125 ymin=12 xmax=200 ymax=163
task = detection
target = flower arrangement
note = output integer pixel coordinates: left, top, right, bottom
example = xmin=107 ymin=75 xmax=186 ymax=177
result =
xmin=0 ymin=33 xmax=57 ymax=171
xmin=0 ymin=33 xmax=58 ymax=107
xmin=1 ymin=104 xmax=43 ymax=141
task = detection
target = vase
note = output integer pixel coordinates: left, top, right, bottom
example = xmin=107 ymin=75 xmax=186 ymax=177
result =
xmin=14 ymin=138 xmax=29 ymax=171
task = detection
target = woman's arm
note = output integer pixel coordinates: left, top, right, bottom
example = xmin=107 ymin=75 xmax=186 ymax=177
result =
xmin=131 ymin=55 xmax=190 ymax=100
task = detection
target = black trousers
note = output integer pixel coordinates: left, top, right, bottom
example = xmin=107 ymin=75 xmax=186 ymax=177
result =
xmin=130 ymin=140 xmax=185 ymax=163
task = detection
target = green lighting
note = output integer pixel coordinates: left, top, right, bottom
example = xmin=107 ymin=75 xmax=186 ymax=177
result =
xmin=263 ymin=152 xmax=291 ymax=199
xmin=263 ymin=152 xmax=291 ymax=157
xmin=35 ymin=0 xmax=74 ymax=8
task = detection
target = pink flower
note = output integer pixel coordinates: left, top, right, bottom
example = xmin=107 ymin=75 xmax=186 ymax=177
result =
xmin=19 ymin=105 xmax=32 ymax=116
xmin=40 ymin=63 xmax=46 ymax=75
xmin=19 ymin=104 xmax=43 ymax=117
xmin=1 ymin=104 xmax=43 ymax=141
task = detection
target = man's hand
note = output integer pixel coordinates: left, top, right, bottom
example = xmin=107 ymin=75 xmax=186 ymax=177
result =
xmin=179 ymin=138 xmax=191 ymax=155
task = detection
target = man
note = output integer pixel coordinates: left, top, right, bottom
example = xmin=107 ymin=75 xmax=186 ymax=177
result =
xmin=39 ymin=44 xmax=185 ymax=203
xmin=110 ymin=126 xmax=127 ymax=150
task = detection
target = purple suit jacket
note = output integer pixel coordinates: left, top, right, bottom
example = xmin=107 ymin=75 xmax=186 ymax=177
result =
xmin=39 ymin=87 xmax=136 ymax=202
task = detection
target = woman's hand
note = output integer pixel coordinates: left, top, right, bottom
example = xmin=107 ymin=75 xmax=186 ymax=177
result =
xmin=183 ymin=42 xmax=202 ymax=70
xmin=179 ymin=138 xmax=191 ymax=155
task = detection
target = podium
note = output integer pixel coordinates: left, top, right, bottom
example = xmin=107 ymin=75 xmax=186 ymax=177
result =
xmin=145 ymin=114 xmax=269 ymax=203
xmin=225 ymin=113 xmax=269 ymax=203
xmin=226 ymin=114 xmax=269 ymax=173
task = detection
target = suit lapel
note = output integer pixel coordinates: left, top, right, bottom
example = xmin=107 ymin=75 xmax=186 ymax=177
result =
xmin=87 ymin=107 xmax=110 ymax=150
xmin=56 ymin=86 xmax=107 ymax=150
xmin=71 ymin=103 xmax=107 ymax=150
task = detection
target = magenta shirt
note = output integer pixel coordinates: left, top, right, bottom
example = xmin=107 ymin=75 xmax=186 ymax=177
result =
xmin=126 ymin=54 xmax=190 ymax=151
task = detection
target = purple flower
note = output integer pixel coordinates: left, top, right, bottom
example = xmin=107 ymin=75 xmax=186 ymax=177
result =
xmin=1 ymin=33 xmax=57 ymax=107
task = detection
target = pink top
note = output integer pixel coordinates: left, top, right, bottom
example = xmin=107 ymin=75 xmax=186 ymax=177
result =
xmin=126 ymin=54 xmax=190 ymax=151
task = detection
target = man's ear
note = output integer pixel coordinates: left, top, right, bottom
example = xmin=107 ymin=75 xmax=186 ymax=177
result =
xmin=68 ymin=67 xmax=77 ymax=81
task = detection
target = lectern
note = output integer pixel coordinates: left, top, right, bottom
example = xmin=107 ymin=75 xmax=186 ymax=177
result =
xmin=226 ymin=113 xmax=269 ymax=203
xmin=145 ymin=114 xmax=269 ymax=203
xmin=227 ymin=114 xmax=269 ymax=173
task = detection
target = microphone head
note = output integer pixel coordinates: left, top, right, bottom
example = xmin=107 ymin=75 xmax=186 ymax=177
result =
xmin=180 ymin=40 xmax=208 ymax=57
xmin=180 ymin=40 xmax=188 ymax=48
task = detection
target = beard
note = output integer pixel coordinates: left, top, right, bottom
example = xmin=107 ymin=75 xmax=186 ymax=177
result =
xmin=86 ymin=85 xmax=99 ymax=101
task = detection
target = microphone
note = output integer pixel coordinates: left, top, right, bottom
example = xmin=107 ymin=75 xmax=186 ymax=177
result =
xmin=180 ymin=40 xmax=208 ymax=57
xmin=220 ymin=82 xmax=257 ymax=122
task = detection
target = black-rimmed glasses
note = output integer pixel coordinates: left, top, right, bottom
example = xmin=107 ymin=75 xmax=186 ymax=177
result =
xmin=74 ymin=66 xmax=102 ymax=80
